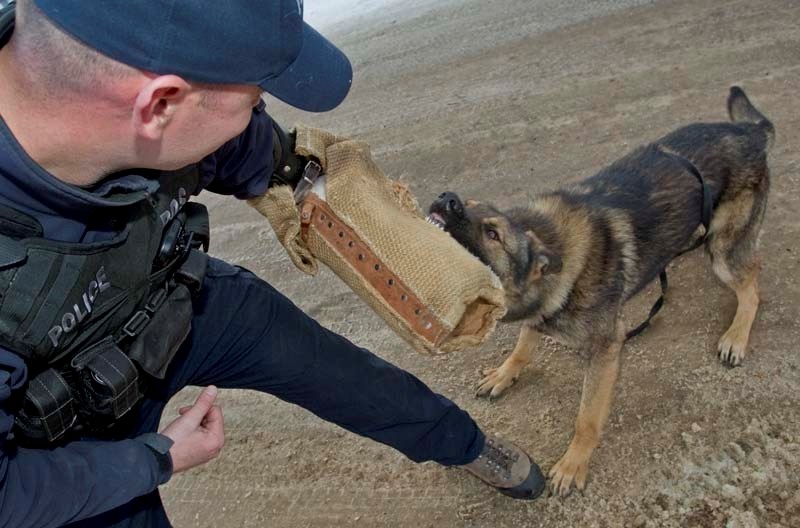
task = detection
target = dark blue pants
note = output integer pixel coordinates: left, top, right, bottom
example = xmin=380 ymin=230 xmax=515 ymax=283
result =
xmin=70 ymin=258 xmax=484 ymax=527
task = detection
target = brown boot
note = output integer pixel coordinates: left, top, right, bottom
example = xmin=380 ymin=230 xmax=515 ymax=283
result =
xmin=461 ymin=435 xmax=546 ymax=500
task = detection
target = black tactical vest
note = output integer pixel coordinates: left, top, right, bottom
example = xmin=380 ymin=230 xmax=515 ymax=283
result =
xmin=0 ymin=2 xmax=210 ymax=442
xmin=0 ymin=167 xmax=210 ymax=443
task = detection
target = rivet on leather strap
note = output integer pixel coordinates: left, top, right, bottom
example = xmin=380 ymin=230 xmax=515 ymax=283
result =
xmin=300 ymin=194 xmax=445 ymax=344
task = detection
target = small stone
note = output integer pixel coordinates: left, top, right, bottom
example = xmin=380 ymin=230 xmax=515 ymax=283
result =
xmin=750 ymin=471 xmax=769 ymax=487
xmin=725 ymin=510 xmax=759 ymax=528
xmin=725 ymin=442 xmax=747 ymax=462
xmin=721 ymin=484 xmax=746 ymax=504
xmin=787 ymin=490 xmax=800 ymax=509
xmin=691 ymin=422 xmax=702 ymax=433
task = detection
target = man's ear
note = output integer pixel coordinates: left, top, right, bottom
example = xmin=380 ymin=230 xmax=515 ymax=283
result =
xmin=132 ymin=75 xmax=192 ymax=140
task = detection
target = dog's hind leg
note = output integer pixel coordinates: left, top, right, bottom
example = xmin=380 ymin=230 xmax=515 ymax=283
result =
xmin=716 ymin=269 xmax=759 ymax=367
xmin=476 ymin=322 xmax=538 ymax=398
xmin=549 ymin=322 xmax=624 ymax=496
xmin=708 ymin=187 xmax=767 ymax=367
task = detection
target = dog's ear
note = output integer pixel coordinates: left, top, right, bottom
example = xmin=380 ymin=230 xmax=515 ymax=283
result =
xmin=526 ymin=231 xmax=562 ymax=279
xmin=534 ymin=252 xmax=562 ymax=276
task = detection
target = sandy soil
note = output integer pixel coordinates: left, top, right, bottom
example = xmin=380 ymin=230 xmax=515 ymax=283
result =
xmin=161 ymin=0 xmax=800 ymax=526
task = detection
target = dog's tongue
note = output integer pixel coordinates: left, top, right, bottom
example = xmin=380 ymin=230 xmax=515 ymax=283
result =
xmin=426 ymin=212 xmax=446 ymax=229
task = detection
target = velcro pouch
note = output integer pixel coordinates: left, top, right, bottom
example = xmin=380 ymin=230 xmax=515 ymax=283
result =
xmin=125 ymin=284 xmax=193 ymax=379
xmin=71 ymin=337 xmax=141 ymax=420
xmin=17 ymin=368 xmax=76 ymax=442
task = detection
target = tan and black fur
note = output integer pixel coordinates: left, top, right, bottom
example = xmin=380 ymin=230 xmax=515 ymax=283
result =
xmin=428 ymin=87 xmax=773 ymax=496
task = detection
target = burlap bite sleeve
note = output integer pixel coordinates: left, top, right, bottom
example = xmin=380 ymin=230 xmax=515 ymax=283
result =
xmin=248 ymin=125 xmax=506 ymax=355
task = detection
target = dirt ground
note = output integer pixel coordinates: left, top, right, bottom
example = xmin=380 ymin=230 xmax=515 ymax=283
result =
xmin=161 ymin=0 xmax=800 ymax=526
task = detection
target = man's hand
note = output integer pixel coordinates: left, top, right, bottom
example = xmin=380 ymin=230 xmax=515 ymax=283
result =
xmin=269 ymin=119 xmax=308 ymax=189
xmin=160 ymin=385 xmax=225 ymax=474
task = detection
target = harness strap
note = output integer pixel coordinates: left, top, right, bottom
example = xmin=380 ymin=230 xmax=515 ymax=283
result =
xmin=625 ymin=270 xmax=668 ymax=340
xmin=626 ymin=149 xmax=712 ymax=341
xmin=667 ymin=150 xmax=713 ymax=234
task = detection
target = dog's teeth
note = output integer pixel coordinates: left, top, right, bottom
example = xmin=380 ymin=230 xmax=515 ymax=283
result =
xmin=425 ymin=214 xmax=447 ymax=231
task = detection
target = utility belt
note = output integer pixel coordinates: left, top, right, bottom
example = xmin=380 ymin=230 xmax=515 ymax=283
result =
xmin=14 ymin=204 xmax=210 ymax=444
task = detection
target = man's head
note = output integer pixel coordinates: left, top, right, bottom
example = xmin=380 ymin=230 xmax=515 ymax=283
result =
xmin=28 ymin=0 xmax=352 ymax=113
xmin=0 ymin=0 xmax=351 ymax=180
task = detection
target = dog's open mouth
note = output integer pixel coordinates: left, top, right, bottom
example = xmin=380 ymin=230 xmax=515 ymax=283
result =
xmin=426 ymin=212 xmax=447 ymax=230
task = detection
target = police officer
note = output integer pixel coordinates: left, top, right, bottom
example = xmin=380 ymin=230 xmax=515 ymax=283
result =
xmin=0 ymin=1 xmax=545 ymax=526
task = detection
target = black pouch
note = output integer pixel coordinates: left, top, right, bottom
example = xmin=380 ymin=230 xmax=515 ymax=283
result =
xmin=127 ymin=283 xmax=193 ymax=379
xmin=175 ymin=248 xmax=208 ymax=294
xmin=71 ymin=337 xmax=142 ymax=421
xmin=16 ymin=368 xmax=77 ymax=442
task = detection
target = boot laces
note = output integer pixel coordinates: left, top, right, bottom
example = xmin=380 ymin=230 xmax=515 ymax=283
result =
xmin=476 ymin=438 xmax=520 ymax=479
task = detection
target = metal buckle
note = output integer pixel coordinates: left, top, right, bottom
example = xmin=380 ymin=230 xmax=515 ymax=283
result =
xmin=122 ymin=310 xmax=150 ymax=337
xmin=293 ymin=160 xmax=323 ymax=204
xmin=145 ymin=287 xmax=168 ymax=314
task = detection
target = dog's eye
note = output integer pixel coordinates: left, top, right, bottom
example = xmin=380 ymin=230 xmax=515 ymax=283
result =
xmin=486 ymin=228 xmax=499 ymax=241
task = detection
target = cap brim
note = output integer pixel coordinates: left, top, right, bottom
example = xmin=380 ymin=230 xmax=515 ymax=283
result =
xmin=259 ymin=23 xmax=352 ymax=113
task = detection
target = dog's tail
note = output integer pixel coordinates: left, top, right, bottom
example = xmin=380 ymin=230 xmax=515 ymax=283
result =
xmin=727 ymin=86 xmax=774 ymax=151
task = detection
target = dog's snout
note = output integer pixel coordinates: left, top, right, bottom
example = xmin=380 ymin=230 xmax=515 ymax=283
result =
xmin=437 ymin=192 xmax=463 ymax=214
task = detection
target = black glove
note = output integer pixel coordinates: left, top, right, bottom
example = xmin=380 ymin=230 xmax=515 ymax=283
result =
xmin=269 ymin=120 xmax=308 ymax=189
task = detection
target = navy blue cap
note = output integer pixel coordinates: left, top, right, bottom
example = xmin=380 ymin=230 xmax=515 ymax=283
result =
xmin=32 ymin=0 xmax=352 ymax=112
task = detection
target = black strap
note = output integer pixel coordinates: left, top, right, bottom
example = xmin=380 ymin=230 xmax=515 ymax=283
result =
xmin=0 ymin=234 xmax=26 ymax=269
xmin=626 ymin=150 xmax=712 ymax=341
xmin=182 ymin=202 xmax=210 ymax=252
xmin=626 ymin=270 xmax=668 ymax=340
xmin=268 ymin=120 xmax=308 ymax=189
xmin=667 ymin=151 xmax=713 ymax=234
xmin=0 ymin=2 xmax=14 ymax=49
xmin=0 ymin=202 xmax=43 ymax=239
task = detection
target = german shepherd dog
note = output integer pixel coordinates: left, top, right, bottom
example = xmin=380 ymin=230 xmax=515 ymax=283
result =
xmin=428 ymin=87 xmax=773 ymax=496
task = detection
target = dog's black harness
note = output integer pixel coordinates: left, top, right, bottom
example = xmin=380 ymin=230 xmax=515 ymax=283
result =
xmin=625 ymin=149 xmax=713 ymax=341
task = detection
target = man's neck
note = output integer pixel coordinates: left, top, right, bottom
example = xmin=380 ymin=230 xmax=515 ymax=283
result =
xmin=0 ymin=48 xmax=121 ymax=186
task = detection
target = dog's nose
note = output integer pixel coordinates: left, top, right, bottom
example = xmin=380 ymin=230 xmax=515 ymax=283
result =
xmin=437 ymin=192 xmax=464 ymax=215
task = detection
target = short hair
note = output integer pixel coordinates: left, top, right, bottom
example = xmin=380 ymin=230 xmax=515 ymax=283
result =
xmin=10 ymin=0 xmax=139 ymax=96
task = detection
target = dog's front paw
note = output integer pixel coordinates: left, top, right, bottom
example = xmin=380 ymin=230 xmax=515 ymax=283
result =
xmin=718 ymin=325 xmax=748 ymax=367
xmin=475 ymin=364 xmax=520 ymax=399
xmin=548 ymin=448 xmax=590 ymax=497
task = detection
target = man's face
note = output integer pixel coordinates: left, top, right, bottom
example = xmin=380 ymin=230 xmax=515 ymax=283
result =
xmin=146 ymin=83 xmax=264 ymax=170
